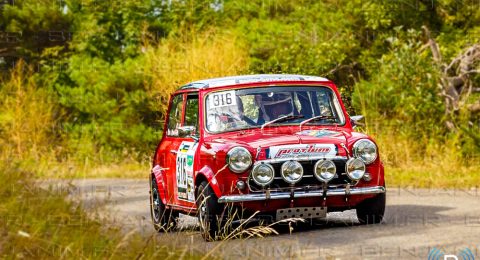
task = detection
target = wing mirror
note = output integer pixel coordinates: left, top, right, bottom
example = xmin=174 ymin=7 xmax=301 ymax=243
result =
xmin=350 ymin=115 xmax=364 ymax=129
xmin=178 ymin=126 xmax=198 ymax=141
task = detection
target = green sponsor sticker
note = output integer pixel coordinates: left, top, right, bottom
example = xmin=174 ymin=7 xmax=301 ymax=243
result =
xmin=187 ymin=155 xmax=193 ymax=166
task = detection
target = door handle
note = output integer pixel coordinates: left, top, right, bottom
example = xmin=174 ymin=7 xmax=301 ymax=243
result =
xmin=170 ymin=150 xmax=178 ymax=155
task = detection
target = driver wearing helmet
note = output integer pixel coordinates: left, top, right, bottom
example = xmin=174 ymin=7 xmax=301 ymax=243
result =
xmin=255 ymin=92 xmax=295 ymax=124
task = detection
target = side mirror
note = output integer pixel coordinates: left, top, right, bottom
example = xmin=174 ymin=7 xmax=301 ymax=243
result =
xmin=178 ymin=126 xmax=198 ymax=141
xmin=350 ymin=115 xmax=364 ymax=129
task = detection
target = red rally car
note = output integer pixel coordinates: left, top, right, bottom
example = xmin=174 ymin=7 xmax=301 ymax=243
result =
xmin=150 ymin=74 xmax=386 ymax=241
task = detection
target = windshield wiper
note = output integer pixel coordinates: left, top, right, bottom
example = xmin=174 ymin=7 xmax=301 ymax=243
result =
xmin=299 ymin=115 xmax=337 ymax=130
xmin=261 ymin=114 xmax=304 ymax=131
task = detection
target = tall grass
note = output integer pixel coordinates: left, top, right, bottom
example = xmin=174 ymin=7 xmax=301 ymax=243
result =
xmin=368 ymin=126 xmax=480 ymax=188
xmin=143 ymin=29 xmax=249 ymax=117
xmin=0 ymin=165 xmax=197 ymax=258
xmin=355 ymin=103 xmax=480 ymax=188
xmin=0 ymin=61 xmax=58 ymax=171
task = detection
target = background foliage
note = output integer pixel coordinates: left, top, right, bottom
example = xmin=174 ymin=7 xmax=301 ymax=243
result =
xmin=1 ymin=0 xmax=479 ymax=183
xmin=1 ymin=1 xmax=479 ymax=257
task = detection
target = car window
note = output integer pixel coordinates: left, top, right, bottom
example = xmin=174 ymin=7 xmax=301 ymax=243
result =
xmin=167 ymin=94 xmax=183 ymax=137
xmin=316 ymin=91 xmax=335 ymax=117
xmin=184 ymin=95 xmax=199 ymax=133
xmin=238 ymin=95 xmax=258 ymax=122
xmin=205 ymin=86 xmax=345 ymax=133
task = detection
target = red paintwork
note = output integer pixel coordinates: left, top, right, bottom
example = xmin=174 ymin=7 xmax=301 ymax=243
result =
xmin=151 ymin=78 xmax=385 ymax=216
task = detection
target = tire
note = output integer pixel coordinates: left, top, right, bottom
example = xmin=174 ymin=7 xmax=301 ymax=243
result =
xmin=356 ymin=192 xmax=386 ymax=224
xmin=150 ymin=176 xmax=178 ymax=231
xmin=196 ymin=181 xmax=225 ymax=241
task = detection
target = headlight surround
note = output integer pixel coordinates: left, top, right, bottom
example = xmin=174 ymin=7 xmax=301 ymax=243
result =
xmin=314 ymin=160 xmax=336 ymax=182
xmin=251 ymin=163 xmax=275 ymax=186
xmin=353 ymin=139 xmax=378 ymax=164
xmin=226 ymin=147 xmax=252 ymax=173
xmin=281 ymin=161 xmax=304 ymax=184
xmin=345 ymin=158 xmax=366 ymax=181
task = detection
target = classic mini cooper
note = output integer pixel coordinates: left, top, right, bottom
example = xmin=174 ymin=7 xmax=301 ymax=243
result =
xmin=150 ymin=74 xmax=386 ymax=241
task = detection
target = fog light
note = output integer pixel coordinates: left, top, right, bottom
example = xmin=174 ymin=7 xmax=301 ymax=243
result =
xmin=281 ymin=161 xmax=303 ymax=184
xmin=345 ymin=158 xmax=365 ymax=181
xmin=314 ymin=160 xmax=336 ymax=182
xmin=251 ymin=163 xmax=275 ymax=186
xmin=236 ymin=180 xmax=246 ymax=190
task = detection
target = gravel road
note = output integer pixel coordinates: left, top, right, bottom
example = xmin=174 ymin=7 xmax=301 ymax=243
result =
xmin=64 ymin=179 xmax=480 ymax=259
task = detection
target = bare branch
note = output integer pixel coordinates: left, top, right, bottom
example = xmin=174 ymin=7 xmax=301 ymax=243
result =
xmin=465 ymin=70 xmax=480 ymax=75
xmin=422 ymin=26 xmax=443 ymax=65
xmin=445 ymin=56 xmax=462 ymax=73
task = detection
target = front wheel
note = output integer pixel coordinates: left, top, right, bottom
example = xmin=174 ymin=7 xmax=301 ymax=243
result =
xmin=356 ymin=192 xmax=386 ymax=224
xmin=196 ymin=181 xmax=225 ymax=241
xmin=150 ymin=176 xmax=178 ymax=231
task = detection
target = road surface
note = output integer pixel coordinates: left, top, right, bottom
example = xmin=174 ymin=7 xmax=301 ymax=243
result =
xmin=63 ymin=179 xmax=480 ymax=259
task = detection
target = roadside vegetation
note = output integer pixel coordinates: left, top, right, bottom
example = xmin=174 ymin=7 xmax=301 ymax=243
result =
xmin=0 ymin=164 xmax=203 ymax=258
xmin=1 ymin=0 xmax=478 ymax=186
xmin=1 ymin=0 xmax=479 ymax=257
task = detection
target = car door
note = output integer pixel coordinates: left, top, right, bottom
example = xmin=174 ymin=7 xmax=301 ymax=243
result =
xmin=173 ymin=94 xmax=199 ymax=208
xmin=160 ymin=93 xmax=185 ymax=205
xmin=161 ymin=93 xmax=199 ymax=208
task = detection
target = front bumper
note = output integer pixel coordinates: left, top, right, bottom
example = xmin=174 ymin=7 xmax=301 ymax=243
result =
xmin=218 ymin=186 xmax=386 ymax=203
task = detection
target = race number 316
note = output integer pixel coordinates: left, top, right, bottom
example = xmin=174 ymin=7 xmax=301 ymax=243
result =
xmin=210 ymin=91 xmax=236 ymax=108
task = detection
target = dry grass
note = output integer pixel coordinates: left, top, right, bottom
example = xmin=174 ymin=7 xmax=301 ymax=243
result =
xmin=0 ymin=165 xmax=196 ymax=259
xmin=363 ymin=125 xmax=480 ymax=188
xmin=143 ymin=29 xmax=249 ymax=116
xmin=0 ymin=61 xmax=57 ymax=165
xmin=38 ymin=160 xmax=149 ymax=178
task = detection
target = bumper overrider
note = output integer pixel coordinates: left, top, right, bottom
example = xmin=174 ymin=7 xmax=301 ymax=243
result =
xmin=218 ymin=186 xmax=386 ymax=203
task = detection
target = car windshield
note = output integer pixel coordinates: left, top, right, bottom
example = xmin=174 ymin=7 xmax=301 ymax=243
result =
xmin=205 ymin=86 xmax=345 ymax=133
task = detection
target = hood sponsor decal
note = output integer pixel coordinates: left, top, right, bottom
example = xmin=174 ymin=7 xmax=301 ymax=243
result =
xmin=269 ymin=144 xmax=337 ymax=159
xmin=296 ymin=129 xmax=339 ymax=138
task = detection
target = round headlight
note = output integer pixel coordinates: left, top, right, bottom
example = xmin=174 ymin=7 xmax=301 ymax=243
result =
xmin=314 ymin=160 xmax=336 ymax=182
xmin=345 ymin=158 xmax=366 ymax=181
xmin=226 ymin=147 xmax=252 ymax=173
xmin=353 ymin=139 xmax=377 ymax=164
xmin=281 ymin=161 xmax=303 ymax=184
xmin=251 ymin=163 xmax=275 ymax=186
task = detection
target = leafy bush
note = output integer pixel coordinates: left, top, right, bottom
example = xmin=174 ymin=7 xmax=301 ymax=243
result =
xmin=353 ymin=29 xmax=444 ymax=136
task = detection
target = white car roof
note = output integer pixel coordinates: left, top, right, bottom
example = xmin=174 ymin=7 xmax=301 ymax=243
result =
xmin=180 ymin=74 xmax=330 ymax=89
